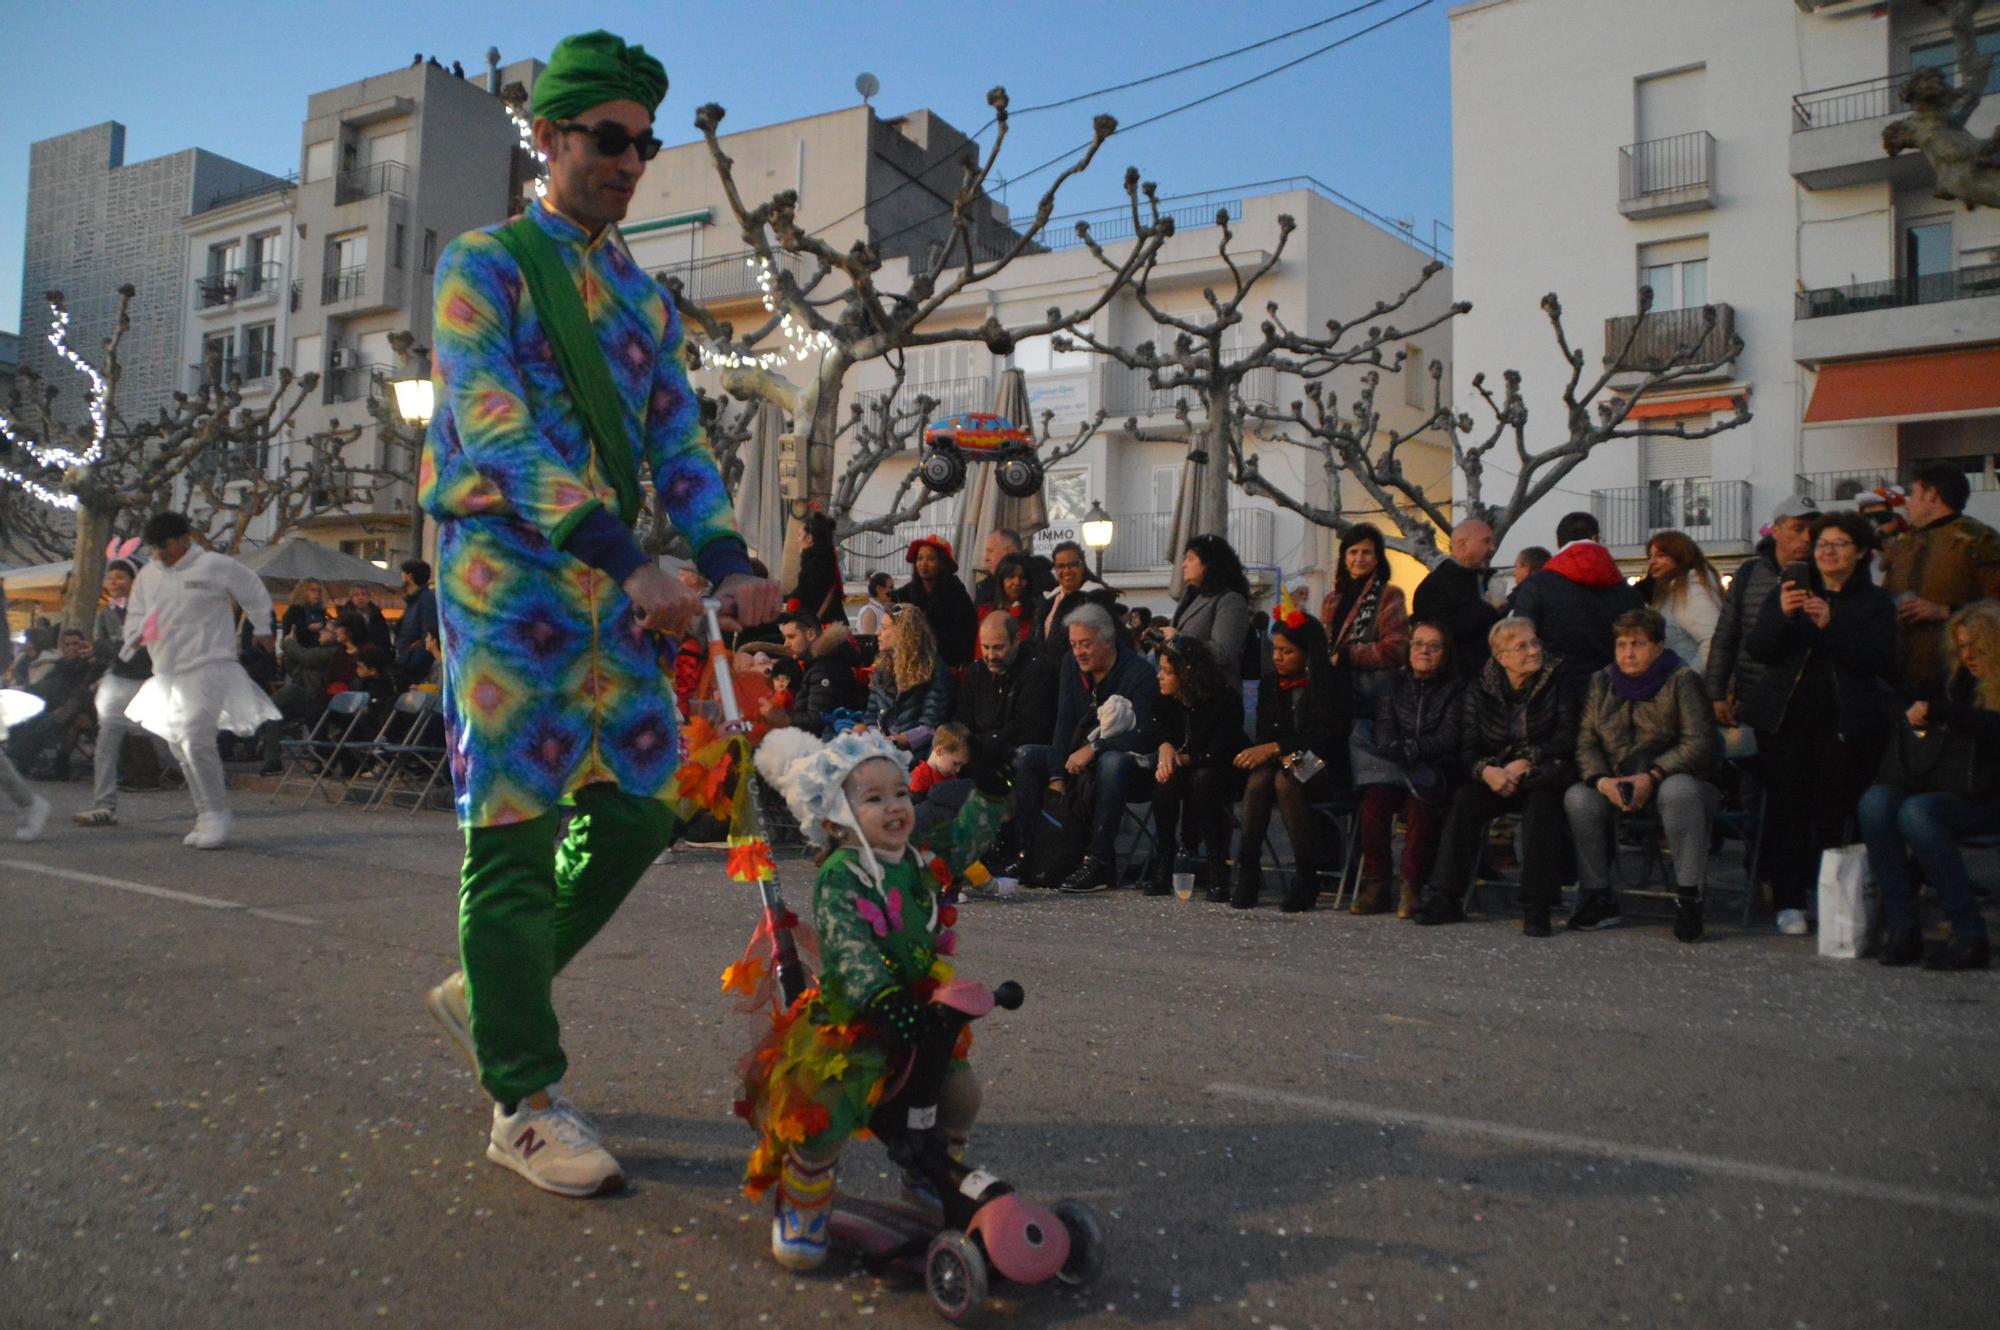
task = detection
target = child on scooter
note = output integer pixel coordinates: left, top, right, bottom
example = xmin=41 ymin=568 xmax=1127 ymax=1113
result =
xmin=739 ymin=727 xmax=1008 ymax=1271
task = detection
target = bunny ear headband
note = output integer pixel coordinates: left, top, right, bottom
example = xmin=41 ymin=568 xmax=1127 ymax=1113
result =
xmin=104 ymin=537 xmax=143 ymax=563
xmin=754 ymin=727 xmax=911 ymax=883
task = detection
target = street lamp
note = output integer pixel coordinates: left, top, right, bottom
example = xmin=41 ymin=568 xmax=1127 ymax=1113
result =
xmin=386 ymin=337 xmax=433 ymax=561
xmin=1080 ymin=500 xmax=1115 ymax=576
xmin=390 ymin=373 xmax=434 ymax=428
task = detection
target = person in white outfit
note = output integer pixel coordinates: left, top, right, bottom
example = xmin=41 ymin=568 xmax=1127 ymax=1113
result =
xmin=75 ymin=556 xmax=181 ymax=826
xmin=0 ymin=689 xmax=53 ymax=841
xmin=121 ymin=513 xmax=280 ymax=849
xmin=1644 ymin=530 xmax=1724 ymax=673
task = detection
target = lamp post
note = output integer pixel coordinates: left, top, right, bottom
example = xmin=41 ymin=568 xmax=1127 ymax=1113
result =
xmin=388 ymin=338 xmax=434 ymax=561
xmin=1080 ymin=500 xmax=1115 ymax=577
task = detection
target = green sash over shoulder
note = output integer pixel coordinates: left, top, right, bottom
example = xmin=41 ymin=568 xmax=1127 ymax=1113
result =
xmin=494 ymin=215 xmax=644 ymax=532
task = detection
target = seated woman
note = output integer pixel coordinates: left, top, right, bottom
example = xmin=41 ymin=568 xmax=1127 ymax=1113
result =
xmin=1414 ymin=615 xmax=1579 ymax=937
xmin=1355 ymin=620 xmax=1466 ymax=918
xmin=1859 ymin=600 xmax=2000 ymax=972
xmin=1231 ymin=602 xmax=1349 ymax=912
xmin=1146 ymin=638 xmax=1245 ymax=899
xmin=1562 ymin=607 xmax=1720 ymax=944
xmin=861 ymin=604 xmax=956 ymax=760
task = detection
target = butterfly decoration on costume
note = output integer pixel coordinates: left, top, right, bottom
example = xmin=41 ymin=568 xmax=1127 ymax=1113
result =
xmin=853 ymin=886 xmax=905 ymax=938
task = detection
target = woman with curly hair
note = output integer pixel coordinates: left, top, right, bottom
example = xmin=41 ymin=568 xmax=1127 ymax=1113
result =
xmin=1145 ymin=637 xmax=1245 ymax=898
xmin=862 ymin=604 xmax=956 ymax=759
xmin=1231 ymin=603 xmax=1349 ymax=911
xmin=1858 ymin=599 xmax=2000 ymax=971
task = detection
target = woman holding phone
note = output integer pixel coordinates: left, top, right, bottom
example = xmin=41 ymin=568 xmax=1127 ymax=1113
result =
xmin=1741 ymin=510 xmax=1897 ymax=936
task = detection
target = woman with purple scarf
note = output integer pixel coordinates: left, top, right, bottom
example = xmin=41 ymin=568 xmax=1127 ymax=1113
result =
xmin=1562 ymin=606 xmax=1720 ymax=943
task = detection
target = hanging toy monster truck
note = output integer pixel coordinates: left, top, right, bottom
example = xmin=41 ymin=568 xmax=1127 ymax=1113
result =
xmin=916 ymin=413 xmax=1044 ymax=499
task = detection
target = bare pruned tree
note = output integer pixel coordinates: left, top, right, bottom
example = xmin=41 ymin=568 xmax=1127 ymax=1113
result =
xmin=666 ymin=89 xmax=1169 ymax=578
xmin=1058 ymin=203 xmax=1463 ymax=564
xmin=1883 ymin=0 xmax=2000 ymax=209
xmin=1241 ymin=286 xmax=1750 ymax=565
xmin=189 ymin=421 xmax=377 ymax=556
xmin=1 ymin=287 xmax=354 ymax=630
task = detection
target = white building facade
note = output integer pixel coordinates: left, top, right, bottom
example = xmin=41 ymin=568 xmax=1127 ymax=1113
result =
xmin=1450 ymin=0 xmax=2000 ymax=566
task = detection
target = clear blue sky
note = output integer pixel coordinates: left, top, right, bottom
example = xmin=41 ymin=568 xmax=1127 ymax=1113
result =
xmin=0 ymin=0 xmax=1454 ymax=335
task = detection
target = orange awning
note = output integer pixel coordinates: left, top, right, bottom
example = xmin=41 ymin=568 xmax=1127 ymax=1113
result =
xmin=1804 ymin=347 xmax=2000 ymax=426
xmin=1625 ymin=393 xmax=1741 ymax=421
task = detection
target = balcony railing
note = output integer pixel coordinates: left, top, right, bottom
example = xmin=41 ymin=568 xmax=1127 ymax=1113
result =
xmin=325 ymin=361 xmax=387 ymax=404
xmin=1593 ymin=479 xmax=1752 ymax=550
xmin=195 ymin=261 xmax=281 ymax=309
xmin=1797 ymin=463 xmax=2000 ymax=504
xmin=1618 ymin=131 xmax=1717 ymax=217
xmin=335 ymin=160 xmax=408 ymax=204
xmin=322 ymin=264 xmax=368 ymax=305
xmin=1795 ymin=263 xmax=2000 ymax=319
xmin=655 ymin=248 xmax=806 ymax=303
xmin=1039 ymin=198 xmax=1243 ymax=252
xmin=1104 ymin=359 xmax=1283 ymax=417
xmin=189 ymin=351 xmax=277 ymax=390
xmin=848 ymin=375 xmax=994 ymax=421
xmin=1603 ymin=304 xmax=1736 ymax=372
xmin=1791 ymin=73 xmax=1900 ymax=131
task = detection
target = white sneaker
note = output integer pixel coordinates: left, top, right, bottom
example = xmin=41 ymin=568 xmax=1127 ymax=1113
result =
xmin=187 ymin=813 xmax=233 ymax=850
xmin=1776 ymin=908 xmax=1810 ymax=937
xmin=425 ymin=971 xmax=479 ymax=1075
xmin=15 ymin=795 xmax=50 ymax=842
xmin=487 ymin=1092 xmax=623 ymax=1198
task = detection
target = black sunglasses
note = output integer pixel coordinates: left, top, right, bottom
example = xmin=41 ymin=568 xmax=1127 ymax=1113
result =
xmin=557 ymin=120 xmax=663 ymax=162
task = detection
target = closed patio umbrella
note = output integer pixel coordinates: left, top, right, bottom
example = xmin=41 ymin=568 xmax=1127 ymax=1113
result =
xmin=953 ymin=368 xmax=1049 ymax=595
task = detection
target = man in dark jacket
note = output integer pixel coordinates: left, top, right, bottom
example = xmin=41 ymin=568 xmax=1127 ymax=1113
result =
xmin=1879 ymin=461 xmax=2000 ymax=693
xmin=1010 ymin=603 xmax=1158 ymax=893
xmin=1412 ymin=518 xmax=1502 ymax=681
xmin=1509 ymin=512 xmax=1641 ymax=692
xmin=1708 ymin=494 xmax=1816 ymax=725
xmin=957 ymin=611 xmax=1057 ymax=776
xmin=394 ymin=558 xmax=440 ymax=686
xmin=766 ymin=613 xmax=866 ymax=739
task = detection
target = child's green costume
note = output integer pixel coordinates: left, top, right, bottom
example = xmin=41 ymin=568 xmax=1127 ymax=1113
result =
xmin=733 ymin=791 xmax=1004 ymax=1196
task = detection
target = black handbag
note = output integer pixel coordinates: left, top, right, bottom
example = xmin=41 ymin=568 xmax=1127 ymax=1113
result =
xmin=1877 ymin=721 xmax=1995 ymax=798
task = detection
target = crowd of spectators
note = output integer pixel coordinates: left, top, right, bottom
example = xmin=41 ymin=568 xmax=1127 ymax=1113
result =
xmin=735 ymin=471 xmax=2000 ymax=972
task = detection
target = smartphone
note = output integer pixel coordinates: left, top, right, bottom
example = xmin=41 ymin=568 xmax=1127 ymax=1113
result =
xmin=1615 ymin=778 xmax=1636 ymax=809
xmin=1780 ymin=561 xmax=1811 ymax=588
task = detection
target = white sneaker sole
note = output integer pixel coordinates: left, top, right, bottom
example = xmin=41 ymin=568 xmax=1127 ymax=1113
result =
xmin=484 ymin=1141 xmax=624 ymax=1198
xmin=424 ymin=981 xmax=480 ymax=1076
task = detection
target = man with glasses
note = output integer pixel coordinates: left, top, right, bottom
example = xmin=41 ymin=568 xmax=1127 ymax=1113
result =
xmin=417 ymin=29 xmax=779 ymax=1200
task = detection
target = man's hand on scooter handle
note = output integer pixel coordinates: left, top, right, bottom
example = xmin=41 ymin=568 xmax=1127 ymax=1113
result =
xmin=713 ymin=572 xmax=783 ymax=632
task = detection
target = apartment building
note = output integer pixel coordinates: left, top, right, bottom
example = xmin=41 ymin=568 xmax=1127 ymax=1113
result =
xmin=1450 ymin=0 xmax=2000 ymax=568
xmin=276 ymin=55 xmax=540 ymax=563
xmin=19 ymin=123 xmax=283 ymax=424
xmin=629 ymin=105 xmax=1453 ymax=609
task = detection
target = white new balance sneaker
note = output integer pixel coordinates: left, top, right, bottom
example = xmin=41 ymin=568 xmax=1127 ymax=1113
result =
xmin=425 ymin=971 xmax=479 ymax=1075
xmin=15 ymin=794 xmax=50 ymax=842
xmin=487 ymin=1092 xmax=623 ymax=1198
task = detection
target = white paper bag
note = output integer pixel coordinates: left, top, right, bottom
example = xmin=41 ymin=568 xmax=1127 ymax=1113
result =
xmin=1816 ymin=845 xmax=1873 ymax=960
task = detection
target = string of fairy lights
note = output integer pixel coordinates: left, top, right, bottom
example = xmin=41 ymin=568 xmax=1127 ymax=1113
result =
xmin=0 ymin=299 xmax=111 ymax=511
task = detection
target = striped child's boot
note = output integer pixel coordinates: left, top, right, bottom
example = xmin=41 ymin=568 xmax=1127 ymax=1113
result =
xmin=771 ymin=1152 xmax=836 ymax=1271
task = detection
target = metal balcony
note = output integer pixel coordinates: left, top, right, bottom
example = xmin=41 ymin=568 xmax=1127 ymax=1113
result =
xmin=1796 ymin=264 xmax=2000 ymax=319
xmin=325 ymin=361 xmax=387 ymax=404
xmin=848 ymin=375 xmax=994 ymax=421
xmin=322 ymin=264 xmax=368 ymax=305
xmin=1618 ymin=131 xmax=1717 ymax=218
xmin=189 ymin=351 xmax=277 ymax=389
xmin=655 ymin=248 xmax=806 ymax=303
xmin=195 ymin=261 xmax=282 ymax=310
xmin=1592 ymin=479 xmax=1751 ymax=553
xmin=335 ymin=160 xmax=408 ymax=205
xmin=1603 ymin=304 xmax=1736 ymax=373
xmin=1791 ymin=74 xmax=1901 ymax=132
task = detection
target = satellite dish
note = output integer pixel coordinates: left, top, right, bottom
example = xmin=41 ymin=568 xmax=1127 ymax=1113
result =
xmin=855 ymin=72 xmax=880 ymax=105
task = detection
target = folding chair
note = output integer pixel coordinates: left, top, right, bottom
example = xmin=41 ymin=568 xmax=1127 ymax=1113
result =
xmin=269 ymin=691 xmax=372 ymax=805
xmin=295 ymin=691 xmax=376 ymax=806
xmin=351 ymin=690 xmax=448 ymax=813
xmin=1463 ymin=812 xmax=1523 ymax=914
xmin=1259 ymin=799 xmax=1353 ymax=904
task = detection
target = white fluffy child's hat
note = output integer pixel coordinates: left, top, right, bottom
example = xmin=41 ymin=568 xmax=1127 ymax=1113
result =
xmin=754 ymin=727 xmax=911 ymax=879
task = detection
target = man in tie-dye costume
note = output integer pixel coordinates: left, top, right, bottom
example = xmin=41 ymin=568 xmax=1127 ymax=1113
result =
xmin=419 ymin=29 xmax=781 ymax=1198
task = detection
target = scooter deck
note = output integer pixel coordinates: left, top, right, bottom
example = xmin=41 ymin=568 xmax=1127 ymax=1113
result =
xmin=828 ymin=1193 xmax=942 ymax=1269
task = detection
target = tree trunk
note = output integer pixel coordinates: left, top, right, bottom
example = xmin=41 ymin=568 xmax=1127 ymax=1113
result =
xmin=63 ymin=504 xmax=113 ymax=634
xmin=1197 ymin=397 xmax=1231 ymax=544
xmin=780 ymin=361 xmax=850 ymax=590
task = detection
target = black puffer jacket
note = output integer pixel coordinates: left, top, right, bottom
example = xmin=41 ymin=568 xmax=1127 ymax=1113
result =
xmin=1157 ymin=690 xmax=1246 ymax=769
xmin=1459 ymin=657 xmax=1579 ymax=790
xmin=1707 ymin=544 xmax=1782 ymax=709
xmin=1741 ymin=568 xmax=1896 ymax=741
xmin=788 ymin=625 xmax=867 ymax=738
xmin=1374 ymin=668 xmax=1468 ymax=785
xmin=1255 ymin=675 xmax=1350 ymax=787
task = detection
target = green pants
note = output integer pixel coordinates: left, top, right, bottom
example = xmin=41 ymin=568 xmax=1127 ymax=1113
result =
xmin=459 ymin=783 xmax=677 ymax=1104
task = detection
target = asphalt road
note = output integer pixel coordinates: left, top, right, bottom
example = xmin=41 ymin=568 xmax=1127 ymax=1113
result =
xmin=5 ymin=778 xmax=1997 ymax=1329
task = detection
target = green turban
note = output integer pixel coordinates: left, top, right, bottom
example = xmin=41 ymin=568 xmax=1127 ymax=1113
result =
xmin=531 ymin=30 xmax=669 ymax=123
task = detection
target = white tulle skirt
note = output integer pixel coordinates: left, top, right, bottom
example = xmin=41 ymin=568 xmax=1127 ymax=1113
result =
xmin=125 ymin=662 xmax=281 ymax=745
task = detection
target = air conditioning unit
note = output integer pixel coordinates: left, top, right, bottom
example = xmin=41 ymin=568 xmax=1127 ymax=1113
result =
xmin=329 ymin=347 xmax=351 ymax=369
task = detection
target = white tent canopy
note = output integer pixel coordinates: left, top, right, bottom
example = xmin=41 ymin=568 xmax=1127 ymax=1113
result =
xmin=237 ymin=537 xmax=403 ymax=592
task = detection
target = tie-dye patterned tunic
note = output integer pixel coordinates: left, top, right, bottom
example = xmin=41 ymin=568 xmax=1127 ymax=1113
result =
xmin=421 ymin=200 xmax=744 ymax=828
